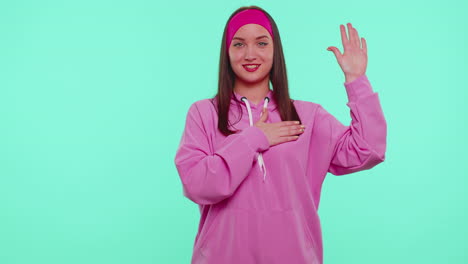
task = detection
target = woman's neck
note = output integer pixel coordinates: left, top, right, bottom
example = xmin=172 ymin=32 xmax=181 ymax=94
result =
xmin=233 ymin=77 xmax=271 ymax=105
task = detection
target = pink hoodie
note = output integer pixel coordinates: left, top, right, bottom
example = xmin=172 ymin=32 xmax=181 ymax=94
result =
xmin=174 ymin=74 xmax=387 ymax=264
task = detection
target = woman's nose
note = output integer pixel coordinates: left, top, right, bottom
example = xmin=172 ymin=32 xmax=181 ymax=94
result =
xmin=244 ymin=46 xmax=257 ymax=60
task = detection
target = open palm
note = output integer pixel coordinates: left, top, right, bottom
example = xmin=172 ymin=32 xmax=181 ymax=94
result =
xmin=327 ymin=23 xmax=368 ymax=82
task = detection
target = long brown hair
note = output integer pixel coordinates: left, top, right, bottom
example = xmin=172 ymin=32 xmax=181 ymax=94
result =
xmin=211 ymin=5 xmax=302 ymax=136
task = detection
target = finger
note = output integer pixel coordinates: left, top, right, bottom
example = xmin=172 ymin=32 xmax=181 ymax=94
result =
xmin=362 ymin=37 xmax=367 ymax=54
xmin=340 ymin=24 xmax=348 ymax=50
xmin=274 ymin=135 xmax=300 ymax=146
xmin=278 ymin=126 xmax=304 ymax=137
xmin=283 ymin=135 xmax=300 ymax=142
xmin=259 ymin=107 xmax=268 ymax=122
xmin=347 ymin=23 xmax=356 ymax=48
xmin=276 ymin=120 xmax=301 ymax=127
xmin=353 ymin=26 xmax=361 ymax=48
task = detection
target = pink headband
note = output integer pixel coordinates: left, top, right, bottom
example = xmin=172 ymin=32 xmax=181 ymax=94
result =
xmin=226 ymin=9 xmax=274 ymax=53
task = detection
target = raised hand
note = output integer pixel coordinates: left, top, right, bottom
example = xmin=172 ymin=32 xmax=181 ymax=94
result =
xmin=254 ymin=107 xmax=305 ymax=146
xmin=327 ymin=23 xmax=368 ymax=83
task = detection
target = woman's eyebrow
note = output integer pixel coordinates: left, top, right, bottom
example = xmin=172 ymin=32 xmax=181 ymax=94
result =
xmin=232 ymin=35 xmax=270 ymax=41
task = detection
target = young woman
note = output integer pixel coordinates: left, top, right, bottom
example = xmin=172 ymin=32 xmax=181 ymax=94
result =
xmin=174 ymin=5 xmax=387 ymax=264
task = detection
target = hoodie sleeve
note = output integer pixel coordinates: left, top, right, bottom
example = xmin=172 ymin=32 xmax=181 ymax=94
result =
xmin=314 ymin=74 xmax=387 ymax=176
xmin=174 ymin=101 xmax=270 ymax=205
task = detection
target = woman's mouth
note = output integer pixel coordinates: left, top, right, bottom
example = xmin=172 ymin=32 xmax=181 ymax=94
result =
xmin=243 ymin=64 xmax=260 ymax=72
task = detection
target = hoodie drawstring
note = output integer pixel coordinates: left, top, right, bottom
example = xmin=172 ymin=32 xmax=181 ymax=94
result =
xmin=241 ymin=96 xmax=270 ymax=182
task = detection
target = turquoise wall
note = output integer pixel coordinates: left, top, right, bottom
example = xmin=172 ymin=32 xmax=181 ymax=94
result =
xmin=1 ymin=0 xmax=466 ymax=263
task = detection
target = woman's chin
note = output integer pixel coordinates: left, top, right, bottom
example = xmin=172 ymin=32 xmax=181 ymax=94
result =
xmin=237 ymin=75 xmax=269 ymax=85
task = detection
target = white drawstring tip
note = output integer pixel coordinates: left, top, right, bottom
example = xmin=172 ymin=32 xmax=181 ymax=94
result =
xmin=258 ymin=154 xmax=267 ymax=182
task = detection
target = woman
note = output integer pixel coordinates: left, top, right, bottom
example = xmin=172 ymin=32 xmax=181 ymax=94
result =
xmin=174 ymin=5 xmax=386 ymax=264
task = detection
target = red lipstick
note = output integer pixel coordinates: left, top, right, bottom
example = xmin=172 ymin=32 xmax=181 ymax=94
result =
xmin=243 ymin=64 xmax=260 ymax=72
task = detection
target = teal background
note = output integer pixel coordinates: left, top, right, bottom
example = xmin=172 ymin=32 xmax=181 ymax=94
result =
xmin=1 ymin=0 xmax=466 ymax=263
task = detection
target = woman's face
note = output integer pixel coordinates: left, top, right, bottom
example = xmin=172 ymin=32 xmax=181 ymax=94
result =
xmin=228 ymin=23 xmax=274 ymax=85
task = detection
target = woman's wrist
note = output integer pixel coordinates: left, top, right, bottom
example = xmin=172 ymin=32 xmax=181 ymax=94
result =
xmin=344 ymin=74 xmax=361 ymax=84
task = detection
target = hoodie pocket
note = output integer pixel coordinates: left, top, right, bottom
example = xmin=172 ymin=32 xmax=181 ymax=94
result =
xmin=194 ymin=211 xmax=223 ymax=257
xmin=302 ymin=218 xmax=315 ymax=249
xmin=195 ymin=208 xmax=256 ymax=263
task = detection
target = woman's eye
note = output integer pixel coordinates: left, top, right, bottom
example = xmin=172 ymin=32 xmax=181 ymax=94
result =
xmin=233 ymin=42 xmax=268 ymax=47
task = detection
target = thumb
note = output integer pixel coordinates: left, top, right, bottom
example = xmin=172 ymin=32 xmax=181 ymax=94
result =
xmin=259 ymin=107 xmax=268 ymax=122
xmin=327 ymin=46 xmax=342 ymax=59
